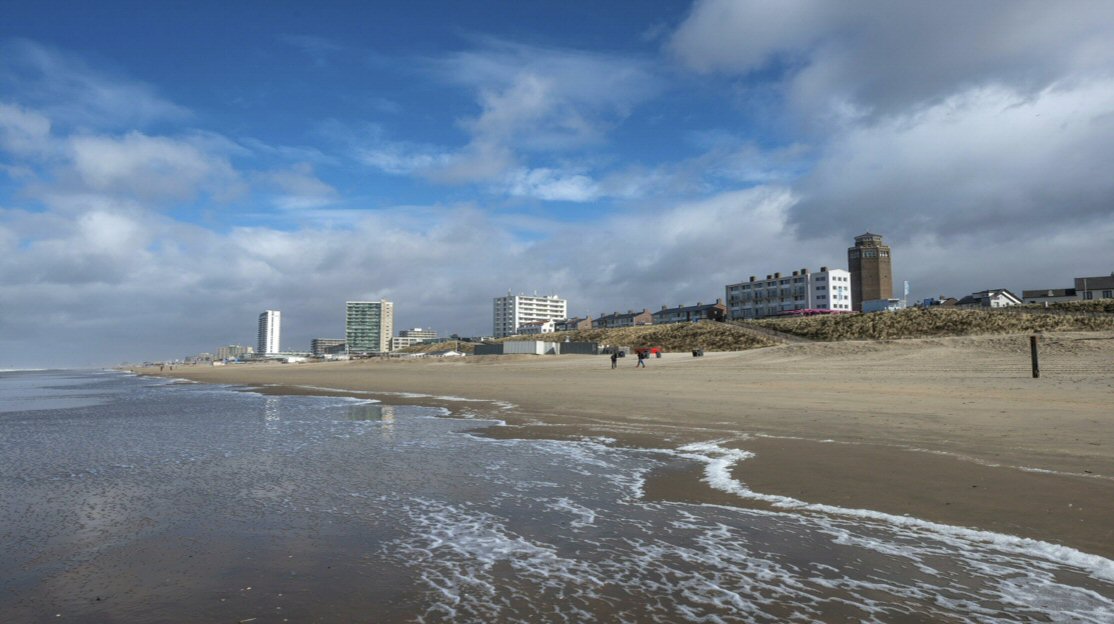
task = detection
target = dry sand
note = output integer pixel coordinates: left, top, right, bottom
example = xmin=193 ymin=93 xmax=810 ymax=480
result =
xmin=136 ymin=331 xmax=1114 ymax=558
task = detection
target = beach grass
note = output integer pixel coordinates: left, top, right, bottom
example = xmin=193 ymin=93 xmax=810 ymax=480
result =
xmin=745 ymin=306 xmax=1114 ymax=341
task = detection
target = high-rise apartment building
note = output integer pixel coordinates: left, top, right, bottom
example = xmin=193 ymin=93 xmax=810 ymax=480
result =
xmin=847 ymin=233 xmax=893 ymax=311
xmin=492 ymin=293 xmax=568 ymax=338
xmin=257 ymin=310 xmax=281 ymax=355
xmin=346 ymin=300 xmax=394 ymax=354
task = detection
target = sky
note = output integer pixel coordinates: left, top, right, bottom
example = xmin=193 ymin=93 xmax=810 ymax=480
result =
xmin=2 ymin=0 xmax=1113 ymax=367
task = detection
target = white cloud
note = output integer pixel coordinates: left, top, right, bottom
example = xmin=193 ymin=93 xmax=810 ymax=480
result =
xmin=669 ymin=0 xmax=1114 ymax=118
xmin=0 ymin=102 xmax=53 ymax=156
xmin=1 ymin=39 xmax=190 ymax=129
xmin=256 ymin=163 xmax=338 ymax=211
xmin=356 ymin=141 xmax=454 ymax=175
xmin=360 ymin=40 xmax=665 ymax=185
xmin=791 ymin=80 xmax=1114 ymax=239
xmin=502 ymin=167 xmax=599 ymax=202
xmin=66 ymin=131 xmax=241 ymax=201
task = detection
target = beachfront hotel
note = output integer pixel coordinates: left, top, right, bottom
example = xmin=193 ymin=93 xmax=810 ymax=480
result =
xmin=345 ymin=300 xmax=394 ymax=355
xmin=493 ymin=293 xmax=568 ymax=338
xmin=726 ymin=268 xmax=852 ymax=319
xmin=257 ymin=310 xmax=281 ymax=355
xmin=848 ymin=232 xmax=894 ymax=312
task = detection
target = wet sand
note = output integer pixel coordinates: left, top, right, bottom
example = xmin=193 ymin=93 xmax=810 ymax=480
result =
xmin=136 ymin=332 xmax=1114 ymax=558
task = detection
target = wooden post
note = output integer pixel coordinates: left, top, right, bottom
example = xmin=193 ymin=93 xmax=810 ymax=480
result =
xmin=1030 ymin=334 xmax=1040 ymax=378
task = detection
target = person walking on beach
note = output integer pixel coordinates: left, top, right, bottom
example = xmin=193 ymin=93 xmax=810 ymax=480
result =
xmin=610 ymin=352 xmax=618 ymax=369
xmin=636 ymin=351 xmax=646 ymax=368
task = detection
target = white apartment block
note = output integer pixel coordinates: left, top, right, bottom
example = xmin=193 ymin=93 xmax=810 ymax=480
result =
xmin=346 ymin=300 xmax=394 ymax=354
xmin=726 ymin=267 xmax=852 ymax=320
xmin=257 ymin=310 xmax=281 ymax=355
xmin=493 ymin=293 xmax=568 ymax=338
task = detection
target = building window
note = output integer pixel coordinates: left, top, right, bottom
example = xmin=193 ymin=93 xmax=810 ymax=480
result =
xmin=1084 ymin=292 xmax=1093 ymax=300
xmin=1104 ymin=290 xmax=1113 ymax=299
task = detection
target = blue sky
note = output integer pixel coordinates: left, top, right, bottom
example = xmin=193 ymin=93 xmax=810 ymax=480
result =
xmin=2 ymin=1 xmax=1114 ymax=366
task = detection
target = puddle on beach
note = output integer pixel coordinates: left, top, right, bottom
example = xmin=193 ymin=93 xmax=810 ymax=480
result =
xmin=1 ymin=370 xmax=1112 ymax=622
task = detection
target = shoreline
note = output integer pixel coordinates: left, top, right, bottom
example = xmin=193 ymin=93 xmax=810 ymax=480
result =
xmin=133 ymin=331 xmax=1114 ymax=559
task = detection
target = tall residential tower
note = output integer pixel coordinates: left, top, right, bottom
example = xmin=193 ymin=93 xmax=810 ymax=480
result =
xmin=847 ymin=233 xmax=893 ymax=311
xmin=257 ymin=310 xmax=281 ymax=355
xmin=493 ymin=293 xmax=568 ymax=338
xmin=346 ymin=300 xmax=394 ymax=355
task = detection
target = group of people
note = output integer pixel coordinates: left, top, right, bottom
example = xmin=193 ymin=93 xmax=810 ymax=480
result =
xmin=610 ymin=350 xmax=650 ymax=368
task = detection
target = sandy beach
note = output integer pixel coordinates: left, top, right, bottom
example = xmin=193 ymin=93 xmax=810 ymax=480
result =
xmin=139 ymin=331 xmax=1114 ymax=559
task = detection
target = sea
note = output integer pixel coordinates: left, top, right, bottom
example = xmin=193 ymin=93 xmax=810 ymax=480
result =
xmin=1 ymin=369 xmax=1112 ymax=623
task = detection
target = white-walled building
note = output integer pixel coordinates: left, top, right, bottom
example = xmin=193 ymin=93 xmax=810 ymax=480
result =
xmin=726 ymin=267 xmax=852 ymax=320
xmin=346 ymin=300 xmax=394 ymax=354
xmin=257 ymin=310 xmax=281 ymax=355
xmin=493 ymin=293 xmax=568 ymax=338
xmin=956 ymin=289 xmax=1022 ymax=308
xmin=516 ymin=319 xmax=556 ymax=335
xmin=390 ymin=328 xmax=438 ymax=351
xmin=216 ymin=344 xmax=254 ymax=361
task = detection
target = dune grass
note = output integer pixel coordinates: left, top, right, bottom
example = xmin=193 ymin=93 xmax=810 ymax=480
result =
xmin=746 ymin=306 xmax=1114 ymax=341
xmin=402 ymin=322 xmax=778 ymax=354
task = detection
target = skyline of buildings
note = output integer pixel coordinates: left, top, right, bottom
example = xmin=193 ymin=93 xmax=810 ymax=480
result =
xmin=191 ymin=232 xmax=1111 ymax=363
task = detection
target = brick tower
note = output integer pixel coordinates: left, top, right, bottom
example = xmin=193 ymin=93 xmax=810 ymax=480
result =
xmin=847 ymin=233 xmax=893 ymax=311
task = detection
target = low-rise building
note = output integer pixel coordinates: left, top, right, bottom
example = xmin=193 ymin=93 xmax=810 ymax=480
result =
xmin=1075 ymin=272 xmax=1114 ymax=300
xmin=653 ymin=299 xmax=727 ymax=324
xmin=956 ymin=289 xmax=1023 ymax=308
xmin=862 ymin=298 xmax=905 ymax=313
xmin=391 ymin=336 xmax=425 ymax=350
xmin=594 ymin=309 xmax=652 ymax=329
xmin=516 ymin=320 xmax=556 ymax=335
xmin=1021 ymin=288 xmax=1078 ymax=305
xmin=216 ymin=345 xmax=254 ymax=360
xmin=554 ymin=317 xmax=592 ymax=332
xmin=390 ymin=328 xmax=438 ymax=351
xmin=726 ymin=267 xmax=852 ymax=319
xmin=311 ymin=338 xmax=346 ymax=357
xmin=920 ymin=296 xmax=958 ymax=307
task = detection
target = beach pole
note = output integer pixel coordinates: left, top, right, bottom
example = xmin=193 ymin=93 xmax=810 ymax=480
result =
xmin=1030 ymin=334 xmax=1040 ymax=378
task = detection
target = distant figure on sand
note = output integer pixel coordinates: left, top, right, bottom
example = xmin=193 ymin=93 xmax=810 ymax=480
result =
xmin=610 ymin=352 xmax=618 ymax=369
xmin=636 ymin=351 xmax=646 ymax=368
